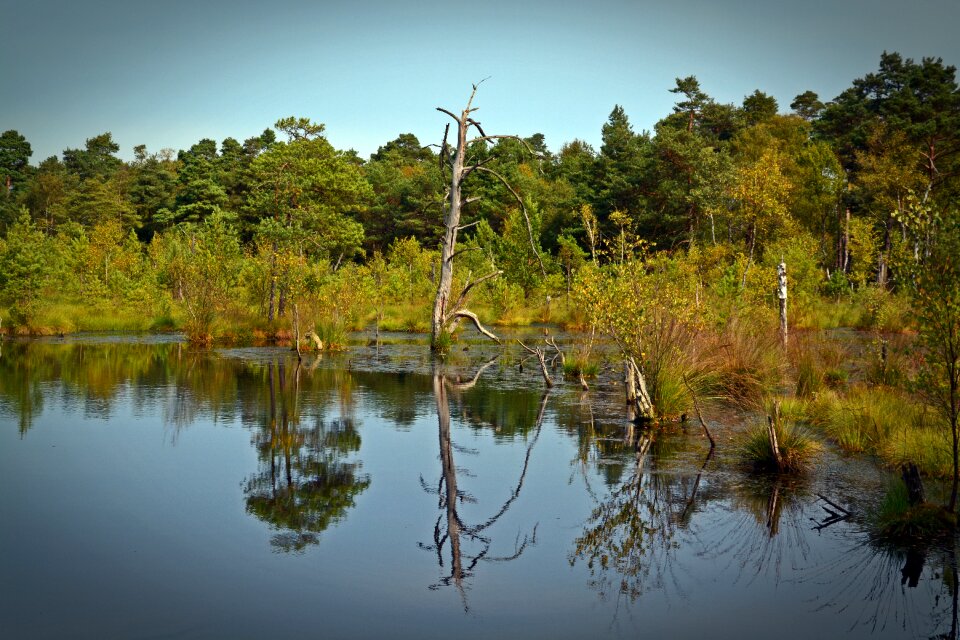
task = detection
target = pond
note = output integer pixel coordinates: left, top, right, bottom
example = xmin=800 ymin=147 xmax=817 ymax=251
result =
xmin=0 ymin=334 xmax=956 ymax=639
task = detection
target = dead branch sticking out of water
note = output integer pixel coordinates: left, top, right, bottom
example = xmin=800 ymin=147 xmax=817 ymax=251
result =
xmin=518 ymin=340 xmax=553 ymax=388
xmin=682 ymin=375 xmax=715 ymax=449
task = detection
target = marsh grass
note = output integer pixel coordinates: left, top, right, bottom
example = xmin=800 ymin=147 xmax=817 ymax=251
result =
xmin=791 ymin=334 xmax=850 ymax=398
xmin=710 ymin=317 xmax=785 ymax=405
xmin=793 ymin=298 xmax=862 ymax=330
xmin=27 ymin=301 xmax=170 ymax=334
xmin=863 ymin=338 xmax=914 ymax=388
xmin=807 ymin=386 xmax=951 ymax=476
xmin=871 ymin=478 xmax=956 ymax=541
xmin=314 ymin=321 xmax=349 ymax=351
xmin=739 ymin=412 xmax=822 ymax=473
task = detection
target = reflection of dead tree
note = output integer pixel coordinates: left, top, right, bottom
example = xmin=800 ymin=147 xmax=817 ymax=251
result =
xmin=419 ymin=365 xmax=546 ymax=609
xmin=682 ymin=374 xmax=715 ymax=449
xmin=450 ymin=355 xmax=499 ymax=391
xmin=678 ymin=447 xmax=715 ymax=524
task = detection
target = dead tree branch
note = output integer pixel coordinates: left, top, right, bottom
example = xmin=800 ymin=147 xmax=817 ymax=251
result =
xmin=518 ymin=340 xmax=553 ymax=388
xmin=450 ymin=310 xmax=501 ymax=344
xmin=682 ymin=375 xmax=715 ymax=449
xmin=472 ymin=166 xmax=546 ymax=276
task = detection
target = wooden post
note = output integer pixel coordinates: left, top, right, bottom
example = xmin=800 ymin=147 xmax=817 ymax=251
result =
xmin=777 ymin=260 xmax=788 ymax=350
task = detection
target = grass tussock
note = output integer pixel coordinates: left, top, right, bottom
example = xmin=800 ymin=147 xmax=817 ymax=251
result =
xmin=807 ymin=386 xmax=951 ymax=476
xmin=871 ymin=478 xmax=956 ymax=542
xmin=739 ymin=412 xmax=822 ymax=473
xmin=791 ymin=333 xmax=850 ymax=398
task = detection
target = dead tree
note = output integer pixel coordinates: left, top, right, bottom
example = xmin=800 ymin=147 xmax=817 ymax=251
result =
xmin=430 ymin=83 xmax=544 ymax=351
xmin=625 ymin=357 xmax=655 ymax=420
xmin=777 ymin=260 xmax=788 ymax=349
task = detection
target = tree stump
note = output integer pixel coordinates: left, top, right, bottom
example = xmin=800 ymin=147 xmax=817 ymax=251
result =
xmin=901 ymin=462 xmax=925 ymax=506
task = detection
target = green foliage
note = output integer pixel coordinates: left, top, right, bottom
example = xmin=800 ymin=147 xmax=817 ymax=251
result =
xmin=911 ymin=210 xmax=960 ymax=508
xmin=153 ymin=213 xmax=242 ymax=343
xmin=0 ymin=214 xmax=53 ymax=325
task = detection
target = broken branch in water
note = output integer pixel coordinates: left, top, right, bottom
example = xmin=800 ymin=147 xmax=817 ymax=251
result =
xmin=682 ymin=375 xmax=715 ymax=449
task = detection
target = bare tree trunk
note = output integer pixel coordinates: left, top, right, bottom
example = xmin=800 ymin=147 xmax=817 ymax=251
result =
xmin=430 ymin=85 xmax=539 ymax=350
xmin=843 ymin=208 xmax=851 ymax=272
xmin=877 ymin=213 xmax=891 ymax=288
xmin=626 ymin=357 xmax=654 ymax=420
xmin=767 ymin=414 xmax=784 ymax=471
xmin=901 ymin=462 xmax=926 ymax=507
xmin=624 ymin=360 xmax=636 ymax=405
xmin=777 ymin=260 xmax=788 ymax=350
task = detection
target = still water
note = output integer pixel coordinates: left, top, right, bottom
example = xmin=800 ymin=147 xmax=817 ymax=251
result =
xmin=0 ymin=336 xmax=956 ymax=639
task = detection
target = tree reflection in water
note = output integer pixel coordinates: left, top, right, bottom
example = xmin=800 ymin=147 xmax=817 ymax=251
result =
xmin=570 ymin=428 xmax=707 ymax=604
xmin=420 ymin=358 xmax=544 ymax=610
xmin=803 ymin=528 xmax=959 ymax=638
xmin=244 ymin=357 xmax=370 ymax=552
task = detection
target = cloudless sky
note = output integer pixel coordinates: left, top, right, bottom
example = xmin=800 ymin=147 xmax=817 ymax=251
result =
xmin=3 ymin=0 xmax=959 ymax=162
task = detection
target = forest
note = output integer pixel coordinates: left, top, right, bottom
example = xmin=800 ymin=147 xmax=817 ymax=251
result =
xmin=2 ymin=52 xmax=960 ymax=518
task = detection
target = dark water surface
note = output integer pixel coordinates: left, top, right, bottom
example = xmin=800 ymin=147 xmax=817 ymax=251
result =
xmin=0 ymin=335 xmax=956 ymax=639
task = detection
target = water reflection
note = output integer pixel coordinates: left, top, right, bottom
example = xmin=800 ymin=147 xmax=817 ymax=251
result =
xmin=243 ymin=358 xmax=370 ymax=552
xmin=2 ymin=339 xmax=957 ymax=637
xmin=571 ymin=428 xmax=712 ymax=603
xmin=420 ymin=362 xmax=544 ymax=609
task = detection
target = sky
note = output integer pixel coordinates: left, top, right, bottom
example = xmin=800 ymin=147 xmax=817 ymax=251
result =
xmin=2 ymin=0 xmax=959 ymax=163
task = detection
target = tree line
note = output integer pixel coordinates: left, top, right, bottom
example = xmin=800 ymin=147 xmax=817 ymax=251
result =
xmin=0 ymin=51 xmax=958 ymax=339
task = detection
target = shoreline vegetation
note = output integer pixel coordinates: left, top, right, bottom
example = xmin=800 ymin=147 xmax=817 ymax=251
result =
xmin=3 ymin=52 xmax=960 ymax=537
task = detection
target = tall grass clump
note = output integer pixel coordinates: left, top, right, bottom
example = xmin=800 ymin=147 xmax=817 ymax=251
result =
xmin=791 ymin=334 xmax=850 ymax=398
xmin=870 ymin=476 xmax=956 ymax=542
xmin=739 ymin=401 xmax=822 ymax=473
xmin=807 ymin=385 xmax=951 ymax=476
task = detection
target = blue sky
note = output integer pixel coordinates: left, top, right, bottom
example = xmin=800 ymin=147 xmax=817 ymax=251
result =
xmin=3 ymin=0 xmax=959 ymax=162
